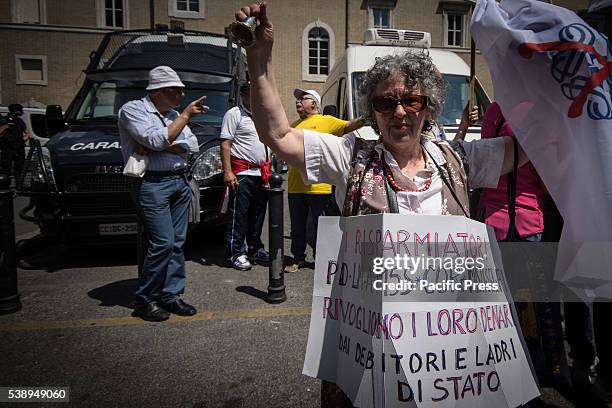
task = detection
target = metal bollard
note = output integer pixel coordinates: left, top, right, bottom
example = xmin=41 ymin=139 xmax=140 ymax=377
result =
xmin=0 ymin=174 xmax=22 ymax=314
xmin=266 ymin=173 xmax=286 ymax=303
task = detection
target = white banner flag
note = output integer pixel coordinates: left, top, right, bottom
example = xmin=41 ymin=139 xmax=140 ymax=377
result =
xmin=471 ymin=0 xmax=612 ymax=296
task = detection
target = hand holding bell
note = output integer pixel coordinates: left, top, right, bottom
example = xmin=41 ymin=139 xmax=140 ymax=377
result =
xmin=228 ymin=16 xmax=257 ymax=48
xmin=230 ymin=3 xmax=273 ymax=50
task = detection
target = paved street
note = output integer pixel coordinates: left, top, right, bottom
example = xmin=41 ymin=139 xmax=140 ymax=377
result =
xmin=0 ymin=189 xmax=599 ymax=408
xmin=2 ymin=187 xmax=325 ymax=408
xmin=13 ymin=195 xmax=38 ymax=239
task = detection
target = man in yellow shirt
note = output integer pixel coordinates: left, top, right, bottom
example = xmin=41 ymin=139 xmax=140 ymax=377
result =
xmin=284 ymin=89 xmax=364 ymax=273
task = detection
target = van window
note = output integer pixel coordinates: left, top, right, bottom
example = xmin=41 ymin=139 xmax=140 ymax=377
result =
xmin=76 ymin=82 xmax=142 ymax=120
xmin=352 ymin=72 xmax=366 ymax=117
xmin=338 ymin=77 xmax=348 ymax=120
xmin=321 ymin=80 xmax=339 ymax=115
xmin=74 ymin=80 xmax=230 ymax=125
xmin=438 ymin=74 xmax=489 ymax=126
xmin=351 ymin=72 xmax=489 ymax=126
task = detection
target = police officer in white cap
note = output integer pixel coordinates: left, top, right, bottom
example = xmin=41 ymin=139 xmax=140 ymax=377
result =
xmin=118 ymin=66 xmax=208 ymax=321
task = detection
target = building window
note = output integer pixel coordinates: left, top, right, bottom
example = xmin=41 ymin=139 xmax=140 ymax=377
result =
xmin=168 ymin=0 xmax=204 ymax=19
xmin=177 ymin=0 xmax=199 ymax=12
xmin=302 ymin=21 xmax=335 ymax=82
xmin=15 ymin=55 xmax=47 ymax=86
xmin=371 ymin=8 xmax=391 ymax=28
xmin=309 ymin=27 xmax=329 ymax=76
xmin=11 ymin=0 xmax=46 ymax=24
xmin=97 ymin=0 xmax=128 ymax=28
xmin=445 ymin=13 xmax=465 ymax=47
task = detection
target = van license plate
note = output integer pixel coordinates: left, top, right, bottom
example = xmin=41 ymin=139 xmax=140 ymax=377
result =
xmin=98 ymin=222 xmax=137 ymax=235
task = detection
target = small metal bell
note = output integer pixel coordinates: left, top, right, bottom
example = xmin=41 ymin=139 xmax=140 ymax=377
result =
xmin=228 ymin=16 xmax=257 ymax=48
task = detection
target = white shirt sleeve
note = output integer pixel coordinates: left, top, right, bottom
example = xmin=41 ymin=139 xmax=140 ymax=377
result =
xmin=219 ymin=108 xmax=240 ymax=140
xmin=461 ymin=137 xmax=506 ymax=188
xmin=303 ymin=129 xmax=356 ymax=185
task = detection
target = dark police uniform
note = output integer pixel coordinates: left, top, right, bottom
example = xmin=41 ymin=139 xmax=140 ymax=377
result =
xmin=0 ymin=113 xmax=27 ymax=182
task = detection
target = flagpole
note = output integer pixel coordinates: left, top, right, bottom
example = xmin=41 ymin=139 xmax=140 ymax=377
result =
xmin=469 ymin=37 xmax=476 ymax=110
xmin=468 ymin=0 xmax=477 ymax=111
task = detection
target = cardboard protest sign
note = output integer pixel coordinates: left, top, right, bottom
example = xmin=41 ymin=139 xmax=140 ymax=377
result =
xmin=303 ymin=214 xmax=539 ymax=407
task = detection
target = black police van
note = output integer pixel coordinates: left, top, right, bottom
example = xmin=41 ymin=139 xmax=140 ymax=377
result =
xmin=18 ymin=28 xmax=245 ymax=242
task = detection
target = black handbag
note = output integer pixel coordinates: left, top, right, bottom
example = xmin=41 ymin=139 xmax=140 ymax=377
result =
xmin=501 ymin=134 xmax=522 ymax=242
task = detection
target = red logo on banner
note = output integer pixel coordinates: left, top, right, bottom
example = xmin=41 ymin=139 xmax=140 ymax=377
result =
xmin=518 ymin=24 xmax=611 ymax=120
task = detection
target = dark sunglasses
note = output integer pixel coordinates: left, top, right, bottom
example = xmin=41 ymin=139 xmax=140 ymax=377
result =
xmin=371 ymin=95 xmax=428 ymax=114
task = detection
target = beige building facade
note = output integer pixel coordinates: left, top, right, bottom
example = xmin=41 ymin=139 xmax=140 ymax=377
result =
xmin=0 ymin=0 xmax=599 ymax=120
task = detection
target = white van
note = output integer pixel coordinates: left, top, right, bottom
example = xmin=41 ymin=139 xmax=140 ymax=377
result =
xmin=320 ymin=29 xmax=491 ymax=141
xmin=0 ymin=106 xmax=49 ymax=145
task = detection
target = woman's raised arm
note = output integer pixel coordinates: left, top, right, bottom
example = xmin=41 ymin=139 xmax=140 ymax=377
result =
xmin=234 ymin=3 xmax=306 ymax=173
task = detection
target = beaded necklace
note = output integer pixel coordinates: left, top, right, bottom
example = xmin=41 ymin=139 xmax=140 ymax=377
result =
xmin=381 ymin=153 xmax=432 ymax=193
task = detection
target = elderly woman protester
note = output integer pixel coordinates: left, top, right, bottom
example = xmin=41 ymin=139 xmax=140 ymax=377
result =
xmin=234 ymin=2 xmax=528 ymax=405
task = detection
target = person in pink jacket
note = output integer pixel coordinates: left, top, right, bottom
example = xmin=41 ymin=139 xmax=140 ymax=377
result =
xmin=477 ymin=101 xmax=544 ymax=241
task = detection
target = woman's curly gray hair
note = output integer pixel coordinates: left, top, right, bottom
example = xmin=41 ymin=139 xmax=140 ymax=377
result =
xmin=359 ymin=51 xmax=448 ymax=134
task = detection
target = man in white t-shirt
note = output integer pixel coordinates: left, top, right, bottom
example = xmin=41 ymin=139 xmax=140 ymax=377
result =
xmin=220 ymin=82 xmax=270 ymax=270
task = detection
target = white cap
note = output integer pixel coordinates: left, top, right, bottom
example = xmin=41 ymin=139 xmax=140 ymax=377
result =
xmin=146 ymin=66 xmax=186 ymax=91
xmin=293 ymin=88 xmax=321 ymax=107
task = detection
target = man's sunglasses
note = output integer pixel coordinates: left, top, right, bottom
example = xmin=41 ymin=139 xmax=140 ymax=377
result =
xmin=371 ymin=95 xmax=428 ymax=114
